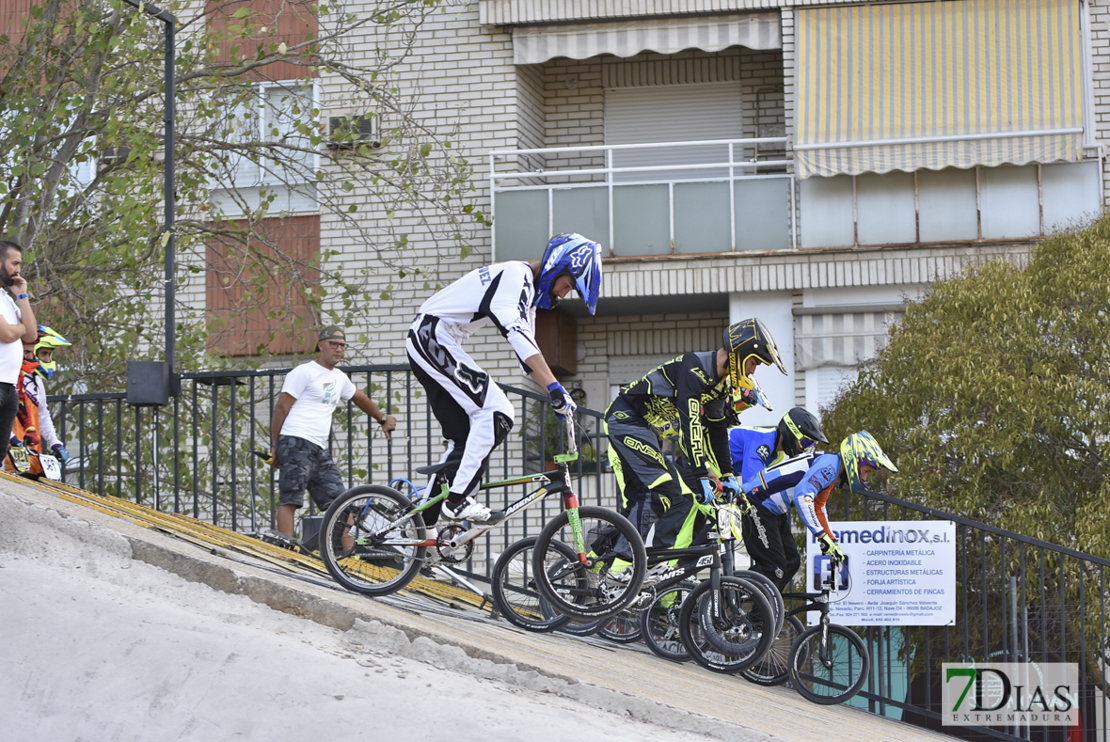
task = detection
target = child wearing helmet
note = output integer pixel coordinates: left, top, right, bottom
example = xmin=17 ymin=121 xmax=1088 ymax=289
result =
xmin=740 ymin=430 xmax=898 ymax=580
xmin=603 ymin=318 xmax=787 ymax=572
xmin=406 ymin=233 xmax=602 ymax=523
xmin=4 ymin=325 xmax=72 ymax=478
xmin=728 ymin=406 xmax=828 ymax=590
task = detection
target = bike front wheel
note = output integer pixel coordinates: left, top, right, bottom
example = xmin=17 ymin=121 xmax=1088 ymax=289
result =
xmin=531 ymin=506 xmax=647 ymax=622
xmin=741 ymin=614 xmax=804 ymax=686
xmin=319 ymin=485 xmax=427 ymax=597
xmin=641 ymin=582 xmax=696 ymax=662
xmin=491 ymin=537 xmax=572 ymax=633
xmin=788 ymin=623 xmax=870 ymax=704
xmin=679 ymin=576 xmax=775 ymax=674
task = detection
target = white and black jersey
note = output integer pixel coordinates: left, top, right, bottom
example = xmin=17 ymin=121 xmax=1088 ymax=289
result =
xmin=413 ymin=261 xmax=540 ymax=371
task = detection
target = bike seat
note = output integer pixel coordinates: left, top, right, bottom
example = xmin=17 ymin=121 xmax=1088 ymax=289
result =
xmin=415 ymin=462 xmax=450 ymax=476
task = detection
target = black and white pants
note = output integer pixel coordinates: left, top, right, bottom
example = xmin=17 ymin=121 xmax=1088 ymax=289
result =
xmin=406 ymin=315 xmax=515 ymax=499
xmin=741 ymin=500 xmax=801 ymax=592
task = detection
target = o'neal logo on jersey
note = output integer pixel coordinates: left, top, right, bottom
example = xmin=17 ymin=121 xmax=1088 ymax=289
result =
xmin=686 ymin=398 xmax=704 ymax=463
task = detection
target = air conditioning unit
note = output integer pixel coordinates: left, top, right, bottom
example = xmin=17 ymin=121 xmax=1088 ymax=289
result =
xmin=327 ymin=114 xmax=380 ymax=151
xmin=99 ymin=145 xmax=132 ymax=169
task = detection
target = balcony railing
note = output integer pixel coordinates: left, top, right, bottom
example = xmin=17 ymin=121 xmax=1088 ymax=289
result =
xmin=491 ymin=140 xmax=1105 ymax=255
xmin=489 ymin=137 xmax=795 ymax=259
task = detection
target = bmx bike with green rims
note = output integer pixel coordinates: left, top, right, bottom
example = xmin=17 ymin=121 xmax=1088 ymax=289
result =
xmin=318 ymin=423 xmax=647 ymax=623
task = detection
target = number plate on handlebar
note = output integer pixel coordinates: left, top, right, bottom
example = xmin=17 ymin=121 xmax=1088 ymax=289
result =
xmin=813 ymin=554 xmax=850 ymax=591
xmin=40 ymin=453 xmax=63 ymax=481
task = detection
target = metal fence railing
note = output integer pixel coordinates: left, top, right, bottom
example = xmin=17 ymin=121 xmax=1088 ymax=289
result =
xmin=50 ymin=365 xmax=615 ymax=572
xmin=47 ymin=364 xmax=1108 ymax=741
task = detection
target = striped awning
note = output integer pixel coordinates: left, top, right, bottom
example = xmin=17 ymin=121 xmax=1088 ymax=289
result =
xmin=794 ymin=0 xmax=1084 ymax=178
xmin=512 ymin=13 xmax=781 ymax=65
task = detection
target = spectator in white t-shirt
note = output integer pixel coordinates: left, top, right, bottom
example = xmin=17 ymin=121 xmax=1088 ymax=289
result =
xmin=269 ymin=326 xmax=397 ymax=538
xmin=0 ymin=241 xmax=37 ymax=466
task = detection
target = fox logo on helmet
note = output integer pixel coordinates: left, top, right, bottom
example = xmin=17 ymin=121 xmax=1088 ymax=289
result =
xmin=569 ymin=245 xmax=593 ymax=270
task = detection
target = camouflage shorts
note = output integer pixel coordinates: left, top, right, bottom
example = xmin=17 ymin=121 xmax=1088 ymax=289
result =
xmin=276 ymin=435 xmax=345 ymax=511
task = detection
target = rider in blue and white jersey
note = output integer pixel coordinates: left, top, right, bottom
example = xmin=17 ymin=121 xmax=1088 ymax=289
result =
xmin=739 ymin=429 xmax=897 ymax=591
xmin=728 ymin=407 xmax=827 ymax=590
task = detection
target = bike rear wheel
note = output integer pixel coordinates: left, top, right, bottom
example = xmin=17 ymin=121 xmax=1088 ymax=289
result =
xmin=788 ymin=623 xmax=870 ymax=704
xmin=641 ymin=582 xmax=696 ymax=662
xmin=531 ymin=506 xmax=647 ymax=622
xmin=319 ymin=485 xmax=426 ymax=597
xmin=731 ymin=569 xmax=785 ymax=637
xmin=679 ymin=576 xmax=775 ymax=674
xmin=741 ymin=615 xmax=804 ymax=686
xmin=491 ymin=537 xmax=573 ymax=633
xmin=555 ymin=615 xmax=604 ymax=636
xmin=596 ymin=608 xmax=642 ymax=643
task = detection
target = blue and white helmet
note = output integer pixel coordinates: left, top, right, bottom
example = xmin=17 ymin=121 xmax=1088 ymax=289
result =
xmin=534 ymin=233 xmax=603 ymax=314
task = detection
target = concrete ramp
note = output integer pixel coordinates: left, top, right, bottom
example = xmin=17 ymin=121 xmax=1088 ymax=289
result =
xmin=0 ymin=474 xmax=952 ymax=742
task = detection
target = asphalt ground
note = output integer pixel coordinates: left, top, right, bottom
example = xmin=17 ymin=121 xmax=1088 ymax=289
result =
xmin=0 ymin=474 xmax=953 ymax=742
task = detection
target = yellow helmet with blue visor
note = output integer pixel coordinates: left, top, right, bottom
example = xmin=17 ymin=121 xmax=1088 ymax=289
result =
xmin=840 ymin=430 xmax=898 ymax=494
xmin=33 ymin=325 xmax=72 ymax=380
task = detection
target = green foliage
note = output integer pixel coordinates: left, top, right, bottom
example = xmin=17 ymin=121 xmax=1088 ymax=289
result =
xmin=0 ymin=0 xmax=490 ymax=393
xmin=822 ymin=215 xmax=1110 ymax=560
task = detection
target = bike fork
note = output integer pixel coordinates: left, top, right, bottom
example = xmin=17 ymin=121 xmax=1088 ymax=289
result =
xmin=819 ymin=618 xmax=833 ymax=669
xmin=562 ymin=492 xmax=588 ymax=564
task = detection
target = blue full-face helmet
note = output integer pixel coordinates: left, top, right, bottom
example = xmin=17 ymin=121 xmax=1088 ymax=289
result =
xmin=534 ymin=233 xmax=603 ymax=314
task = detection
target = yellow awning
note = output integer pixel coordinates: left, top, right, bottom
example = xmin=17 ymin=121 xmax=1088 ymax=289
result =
xmin=794 ymin=0 xmax=1084 ymax=178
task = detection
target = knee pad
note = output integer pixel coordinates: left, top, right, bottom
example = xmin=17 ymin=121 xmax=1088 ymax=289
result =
xmin=492 ymin=411 xmax=514 ymax=448
xmin=651 ymin=477 xmax=681 ymax=501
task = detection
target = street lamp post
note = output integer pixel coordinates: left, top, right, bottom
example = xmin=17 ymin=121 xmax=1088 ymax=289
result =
xmin=122 ymin=0 xmax=178 ymax=406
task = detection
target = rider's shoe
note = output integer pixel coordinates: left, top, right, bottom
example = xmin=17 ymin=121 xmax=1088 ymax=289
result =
xmin=610 ymin=560 xmax=674 ymax=585
xmin=606 ymin=557 xmax=636 ymax=583
xmin=441 ymin=497 xmax=496 ymax=523
xmin=643 ymin=561 xmax=675 ymax=585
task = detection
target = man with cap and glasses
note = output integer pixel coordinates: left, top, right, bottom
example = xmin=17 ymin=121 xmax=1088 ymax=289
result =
xmin=268 ymin=325 xmax=397 ymax=539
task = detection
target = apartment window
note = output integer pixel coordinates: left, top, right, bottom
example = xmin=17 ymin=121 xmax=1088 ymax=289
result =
xmin=210 ymin=80 xmax=320 ymax=216
xmin=795 ymin=306 xmax=904 ymax=413
xmin=605 ymin=82 xmax=744 ymax=183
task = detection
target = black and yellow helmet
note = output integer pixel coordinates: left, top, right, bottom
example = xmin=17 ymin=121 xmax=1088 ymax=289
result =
xmin=840 ymin=431 xmax=898 ymax=494
xmin=723 ymin=318 xmax=786 ymax=409
xmin=777 ymin=407 xmax=828 ymax=457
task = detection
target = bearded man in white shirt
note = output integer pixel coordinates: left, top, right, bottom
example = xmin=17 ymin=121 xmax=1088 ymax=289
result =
xmin=0 ymin=240 xmax=38 ymax=466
